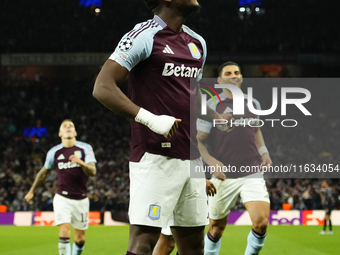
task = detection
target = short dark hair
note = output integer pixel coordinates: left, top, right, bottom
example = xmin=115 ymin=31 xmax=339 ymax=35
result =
xmin=218 ymin=61 xmax=241 ymax=77
xmin=143 ymin=0 xmax=160 ymax=12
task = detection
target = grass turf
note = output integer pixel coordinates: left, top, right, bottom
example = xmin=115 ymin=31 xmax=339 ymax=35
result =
xmin=0 ymin=225 xmax=338 ymax=254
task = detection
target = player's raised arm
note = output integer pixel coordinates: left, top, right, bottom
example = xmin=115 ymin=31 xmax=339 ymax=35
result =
xmin=197 ymin=130 xmax=226 ymax=181
xmin=24 ymin=166 xmax=51 ymax=202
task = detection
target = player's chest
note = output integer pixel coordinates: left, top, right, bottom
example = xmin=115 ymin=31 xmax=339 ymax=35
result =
xmin=55 ymin=148 xmax=84 ymax=170
xmin=217 ymin=99 xmax=258 ymax=119
xmin=150 ymin=34 xmax=203 ymax=71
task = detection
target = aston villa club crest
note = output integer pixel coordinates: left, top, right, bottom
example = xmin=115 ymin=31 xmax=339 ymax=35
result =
xmin=188 ymin=43 xmax=201 ymax=59
xmin=74 ymin=151 xmax=82 ymax=158
xmin=148 ymin=204 xmax=161 ymax=220
xmin=211 ymin=207 xmax=218 ymax=216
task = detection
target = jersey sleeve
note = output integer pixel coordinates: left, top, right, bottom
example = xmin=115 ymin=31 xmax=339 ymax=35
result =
xmin=197 ymin=118 xmax=213 ymax=133
xmin=196 ymin=97 xmax=216 ymax=133
xmin=196 ymin=39 xmax=207 ymax=82
xmin=44 ymin=148 xmax=55 ymax=170
xmin=83 ymin=144 xmax=97 ymax=164
xmin=109 ymin=22 xmax=157 ymax=71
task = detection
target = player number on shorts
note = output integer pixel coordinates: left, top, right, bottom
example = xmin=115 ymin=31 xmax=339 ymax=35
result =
xmin=81 ymin=212 xmax=88 ymax=223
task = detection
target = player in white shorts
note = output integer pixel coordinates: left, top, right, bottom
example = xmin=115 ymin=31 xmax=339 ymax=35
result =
xmin=197 ymin=62 xmax=272 ymax=255
xmin=152 ymin=180 xmax=217 ymax=255
xmin=25 ymin=119 xmax=97 ymax=255
xmin=93 ymin=1 xmax=231 ymax=253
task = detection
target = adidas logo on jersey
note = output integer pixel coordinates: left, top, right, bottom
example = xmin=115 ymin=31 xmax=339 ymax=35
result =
xmin=162 ymin=45 xmax=174 ymax=54
xmin=162 ymin=63 xmax=201 ymax=78
xmin=57 ymin=154 xmax=65 ymax=160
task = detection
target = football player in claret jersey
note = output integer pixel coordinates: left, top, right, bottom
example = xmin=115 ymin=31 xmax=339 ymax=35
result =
xmin=197 ymin=62 xmax=272 ymax=255
xmin=93 ymin=1 xmax=230 ymax=254
xmin=25 ymin=119 xmax=97 ymax=255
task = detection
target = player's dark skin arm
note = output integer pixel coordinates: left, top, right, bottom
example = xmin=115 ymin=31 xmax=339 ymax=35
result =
xmin=93 ymin=60 xmax=180 ymax=138
xmin=93 ymin=60 xmax=140 ymax=119
xmin=24 ymin=166 xmax=51 ymax=201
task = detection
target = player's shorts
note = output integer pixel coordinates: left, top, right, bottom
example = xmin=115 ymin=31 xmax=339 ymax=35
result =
xmin=53 ymin=193 xmax=90 ymax=230
xmin=161 ymin=226 xmax=172 ymax=236
xmin=129 ymin=152 xmax=208 ymax=228
xmin=208 ymin=173 xmax=270 ymax=220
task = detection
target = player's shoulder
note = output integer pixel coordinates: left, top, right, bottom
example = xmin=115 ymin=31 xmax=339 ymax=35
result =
xmin=75 ymin=141 xmax=92 ymax=150
xmin=207 ymin=92 xmax=226 ymax=110
xmin=182 ymin=25 xmax=206 ymax=46
xmin=47 ymin=143 xmax=64 ymax=154
xmin=126 ymin=17 xmax=164 ymax=40
xmin=182 ymin=25 xmax=205 ymax=42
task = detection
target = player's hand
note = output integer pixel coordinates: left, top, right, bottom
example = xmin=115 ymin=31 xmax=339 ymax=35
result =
xmin=135 ymin=108 xmax=179 ymax=137
xmin=165 ymin=119 xmax=182 ymax=138
xmin=220 ymin=113 xmax=235 ymax=132
xmin=211 ymin=160 xmax=226 ymax=181
xmin=215 ymin=113 xmax=235 ymax=132
xmin=261 ymin=153 xmax=272 ymax=171
xmin=206 ymin=179 xmax=217 ymax=196
xmin=24 ymin=191 xmax=34 ymax=202
xmin=69 ymin=155 xmax=83 ymax=165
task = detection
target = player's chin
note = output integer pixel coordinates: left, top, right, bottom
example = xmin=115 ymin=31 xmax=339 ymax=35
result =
xmin=181 ymin=3 xmax=201 ymax=15
xmin=191 ymin=3 xmax=201 ymax=13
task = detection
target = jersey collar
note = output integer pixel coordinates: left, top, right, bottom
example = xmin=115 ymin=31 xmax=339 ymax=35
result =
xmin=154 ymin=15 xmax=167 ymax=29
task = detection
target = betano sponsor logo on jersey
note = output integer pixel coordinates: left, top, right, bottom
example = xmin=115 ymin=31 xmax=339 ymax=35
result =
xmin=58 ymin=162 xmax=81 ymax=170
xmin=162 ymin=63 xmax=201 ymax=78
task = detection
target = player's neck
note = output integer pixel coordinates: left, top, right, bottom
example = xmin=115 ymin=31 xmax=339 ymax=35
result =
xmin=157 ymin=11 xmax=186 ymax=33
xmin=62 ymin=138 xmax=76 ymax=148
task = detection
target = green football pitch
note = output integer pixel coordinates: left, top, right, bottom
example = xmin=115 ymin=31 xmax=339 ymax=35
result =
xmin=0 ymin=225 xmax=338 ymax=255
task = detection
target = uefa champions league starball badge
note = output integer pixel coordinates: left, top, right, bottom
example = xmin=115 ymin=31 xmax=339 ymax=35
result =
xmin=118 ymin=37 xmax=133 ymax=51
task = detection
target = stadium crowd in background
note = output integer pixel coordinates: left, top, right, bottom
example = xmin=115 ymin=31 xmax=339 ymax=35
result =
xmin=0 ymin=71 xmax=339 ymax=214
xmin=0 ymin=0 xmax=338 ymax=55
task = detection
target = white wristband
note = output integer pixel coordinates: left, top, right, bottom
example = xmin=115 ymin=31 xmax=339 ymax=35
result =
xmin=258 ymin=146 xmax=269 ymax=156
xmin=135 ymin=108 xmax=176 ymax=136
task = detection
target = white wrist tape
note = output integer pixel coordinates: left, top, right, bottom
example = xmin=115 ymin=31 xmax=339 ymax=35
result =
xmin=258 ymin=146 xmax=269 ymax=156
xmin=135 ymin=108 xmax=176 ymax=136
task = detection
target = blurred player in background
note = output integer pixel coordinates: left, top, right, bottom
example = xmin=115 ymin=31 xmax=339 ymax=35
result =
xmin=153 ymin=179 xmax=217 ymax=255
xmin=25 ymin=119 xmax=97 ymax=255
xmin=197 ymin=62 xmax=272 ymax=255
xmin=319 ymin=180 xmax=334 ymax=235
xmin=93 ymin=0 xmax=230 ymax=254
